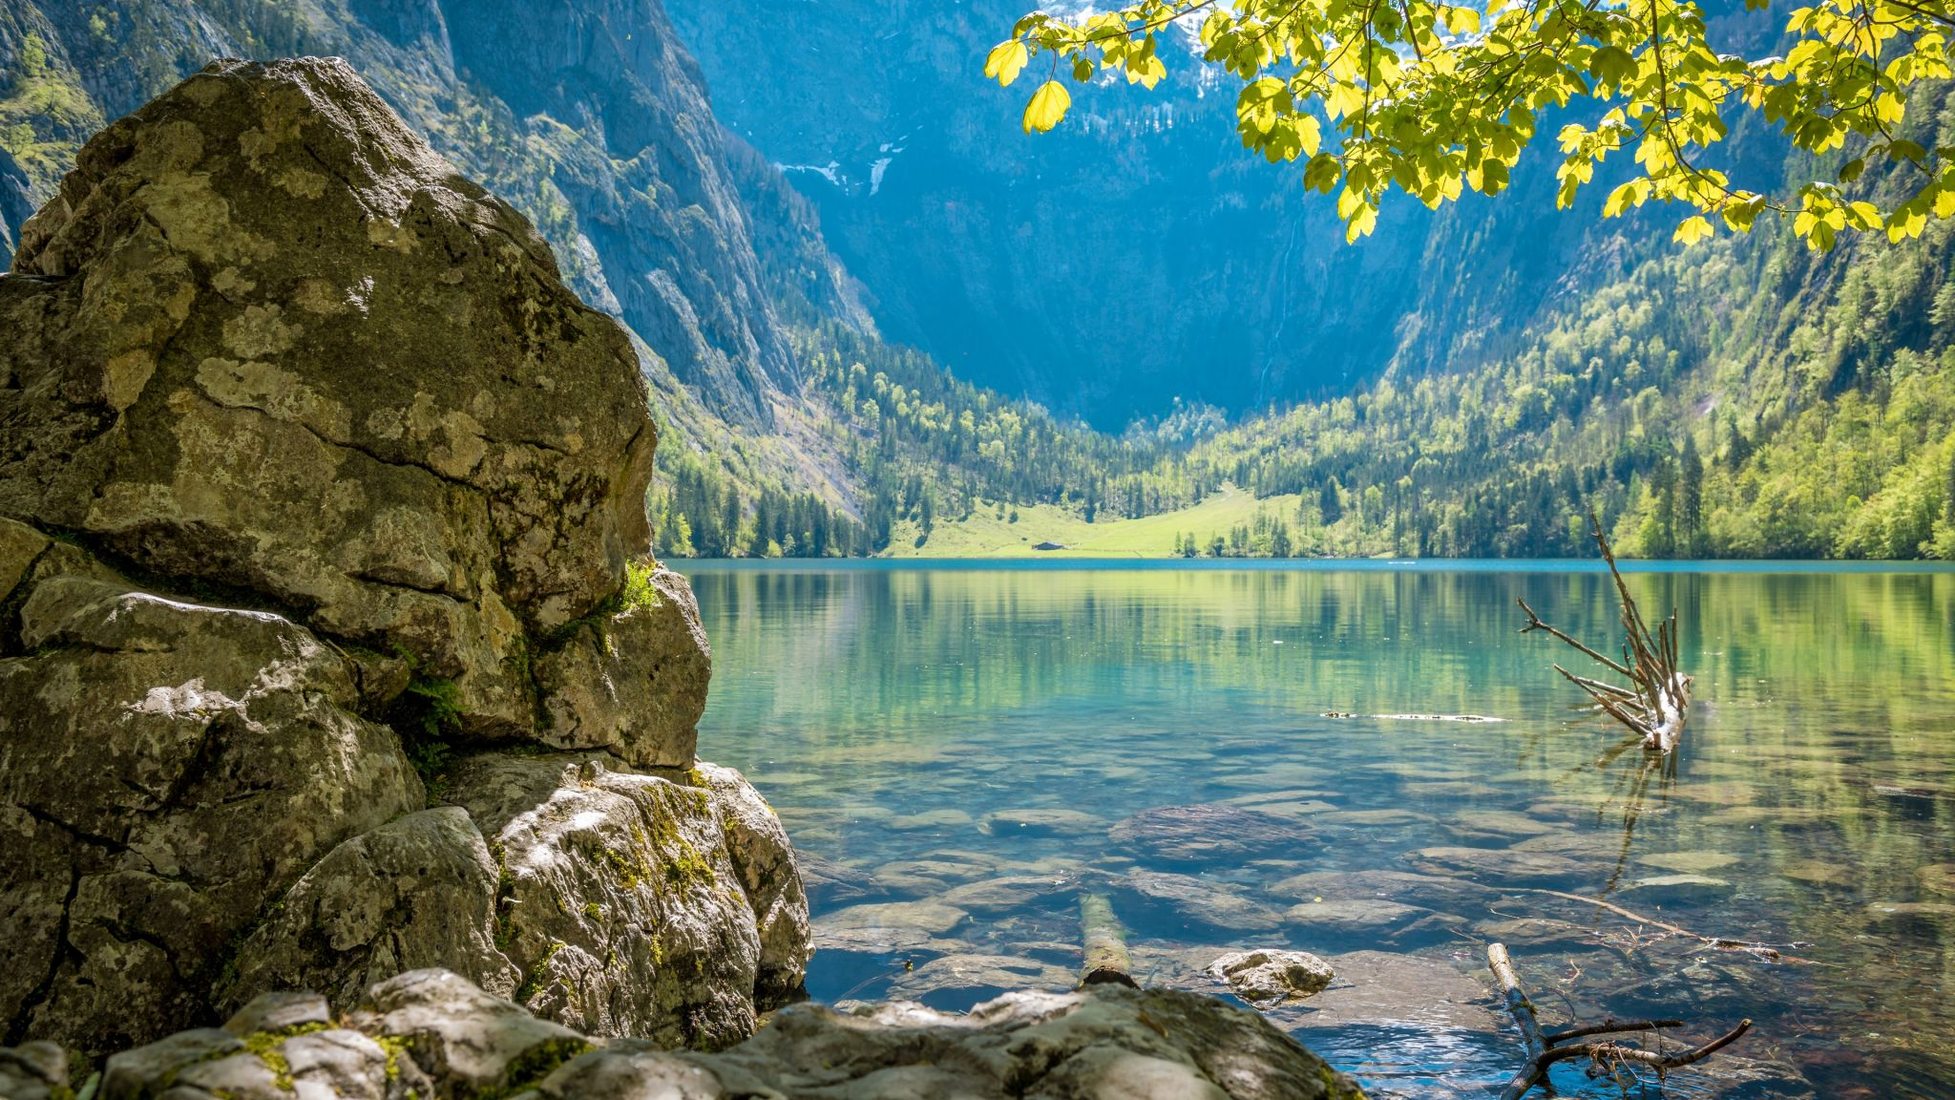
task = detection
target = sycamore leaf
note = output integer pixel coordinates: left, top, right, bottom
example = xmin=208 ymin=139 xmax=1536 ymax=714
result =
xmin=1673 ymin=215 xmax=1714 ymax=245
xmin=1023 ymin=80 xmax=1072 ymax=134
xmin=985 ymin=40 xmax=1030 ymax=86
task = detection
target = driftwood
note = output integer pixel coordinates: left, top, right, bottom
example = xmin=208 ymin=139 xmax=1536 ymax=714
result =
xmin=1488 ymin=942 xmax=1752 ymax=1099
xmin=1520 ymin=513 xmax=1692 ymax=752
xmin=1078 ymin=892 xmax=1138 ymax=988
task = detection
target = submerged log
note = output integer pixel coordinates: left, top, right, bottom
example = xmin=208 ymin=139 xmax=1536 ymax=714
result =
xmin=1079 ymin=892 xmax=1139 ymax=988
xmin=1489 ymin=942 xmax=1751 ymax=1099
xmin=1520 ymin=512 xmax=1693 ymax=752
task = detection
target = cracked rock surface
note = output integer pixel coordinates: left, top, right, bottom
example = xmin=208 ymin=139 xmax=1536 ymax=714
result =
xmin=0 ymin=969 xmax=1368 ymax=1100
xmin=0 ymin=59 xmax=806 ymax=1055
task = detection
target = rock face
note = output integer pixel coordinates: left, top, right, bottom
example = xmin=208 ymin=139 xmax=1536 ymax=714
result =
xmin=2 ymin=969 xmax=1370 ymax=1100
xmin=0 ymin=58 xmax=807 ymax=1055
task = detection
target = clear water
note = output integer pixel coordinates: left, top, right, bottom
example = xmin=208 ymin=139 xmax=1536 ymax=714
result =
xmin=679 ymin=561 xmax=1955 ymax=1099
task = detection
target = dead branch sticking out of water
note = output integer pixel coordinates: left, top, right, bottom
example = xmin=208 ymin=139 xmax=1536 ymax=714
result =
xmin=1079 ymin=892 xmax=1138 ymax=989
xmin=1519 ymin=513 xmax=1692 ymax=752
xmin=1489 ymin=942 xmax=1752 ymax=1099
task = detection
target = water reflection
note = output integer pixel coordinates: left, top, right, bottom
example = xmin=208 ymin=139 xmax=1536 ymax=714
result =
xmin=682 ymin=563 xmax=1955 ymax=1098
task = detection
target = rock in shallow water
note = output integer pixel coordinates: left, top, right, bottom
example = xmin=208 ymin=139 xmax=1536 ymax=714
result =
xmin=29 ymin=969 xmax=1366 ymax=1100
xmin=1209 ymin=950 xmax=1336 ymax=1005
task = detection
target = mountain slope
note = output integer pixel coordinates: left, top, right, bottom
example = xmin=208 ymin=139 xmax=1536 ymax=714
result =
xmin=0 ymin=0 xmax=863 ymax=432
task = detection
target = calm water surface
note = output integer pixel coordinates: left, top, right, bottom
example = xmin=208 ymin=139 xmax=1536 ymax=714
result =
xmin=678 ymin=562 xmax=1955 ymax=1099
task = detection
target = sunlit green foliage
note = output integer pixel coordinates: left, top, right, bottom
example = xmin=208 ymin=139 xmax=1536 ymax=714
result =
xmin=990 ymin=0 xmax=1955 ymax=249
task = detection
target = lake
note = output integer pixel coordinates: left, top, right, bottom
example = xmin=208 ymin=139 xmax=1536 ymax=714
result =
xmin=677 ymin=561 xmax=1955 ymax=1099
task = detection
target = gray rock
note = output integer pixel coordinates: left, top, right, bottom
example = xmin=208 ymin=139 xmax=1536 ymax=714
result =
xmin=88 ymin=969 xmax=1368 ymax=1100
xmin=1271 ymin=869 xmax=1496 ymax=912
xmin=0 ymin=56 xmax=678 ymax=747
xmin=223 ymin=808 xmax=520 ymax=1013
xmin=693 ymin=762 xmax=812 ymax=1007
xmin=0 ymin=576 xmax=423 ymax=1054
xmin=0 ymin=1041 xmax=69 ymax=1100
xmin=1208 ymin=950 xmax=1335 ymax=1005
xmin=0 ymin=56 xmax=807 ymax=1060
xmin=533 ymin=566 xmax=712 ymax=767
xmin=223 ymin=992 xmax=333 ymax=1036
xmin=446 ymin=755 xmax=787 ymax=1050
xmin=1110 ymin=804 xmax=1317 ymax=866
xmin=345 ymin=969 xmax=589 ymax=1097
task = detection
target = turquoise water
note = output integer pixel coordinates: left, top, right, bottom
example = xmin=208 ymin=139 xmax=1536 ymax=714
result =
xmin=680 ymin=562 xmax=1955 ymax=1098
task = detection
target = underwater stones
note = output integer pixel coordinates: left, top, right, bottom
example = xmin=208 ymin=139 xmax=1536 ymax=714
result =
xmin=979 ymin=807 xmax=1103 ymax=837
xmin=937 ymin=873 xmax=1076 ymax=914
xmin=1404 ymin=845 xmax=1594 ymax=886
xmin=1917 ymin=862 xmax=1955 ymax=895
xmin=1618 ymin=873 xmax=1734 ymax=904
xmin=1473 ymin=917 xmax=1596 ymax=952
xmin=1284 ymin=898 xmax=1443 ymax=938
xmin=1110 ymin=803 xmax=1318 ymax=866
xmin=1288 ymin=950 xmax=1499 ymax=1031
xmin=0 ymin=574 xmax=423 ymax=1054
xmin=886 ymin=808 xmax=975 ymax=831
xmin=1208 ymin=950 xmax=1336 ymax=1005
xmin=1114 ymin=870 xmax=1287 ymax=934
xmin=1637 ymin=850 xmax=1743 ymax=875
xmin=0 ymin=56 xmax=666 ymax=740
xmin=1271 ymin=869 xmax=1495 ymax=913
xmin=1444 ymin=809 xmax=1560 ymax=840
xmin=815 ymin=900 xmax=972 ymax=954
xmin=888 ymin=953 xmax=1077 ymax=1003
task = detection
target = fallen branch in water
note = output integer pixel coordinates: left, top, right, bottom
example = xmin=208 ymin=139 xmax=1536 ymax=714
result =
xmin=1504 ymin=885 xmax=1807 ymax=963
xmin=1078 ymin=892 xmax=1138 ymax=988
xmin=1489 ymin=942 xmax=1752 ymax=1099
xmin=1519 ymin=511 xmax=1692 ymax=752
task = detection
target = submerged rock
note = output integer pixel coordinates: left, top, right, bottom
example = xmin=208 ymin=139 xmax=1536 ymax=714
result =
xmin=1114 ymin=870 xmax=1287 ymax=934
xmin=0 ymin=59 xmax=807 ymax=1054
xmin=1110 ymin=803 xmax=1318 ymax=866
xmin=27 ymin=969 xmax=1365 ymax=1100
xmin=1403 ymin=845 xmax=1594 ymax=886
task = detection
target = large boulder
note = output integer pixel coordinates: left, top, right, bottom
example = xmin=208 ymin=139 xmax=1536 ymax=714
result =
xmin=0 ymin=58 xmax=806 ymax=1056
xmin=30 ymin=970 xmax=1369 ymax=1100
xmin=0 ymin=55 xmax=698 ymax=756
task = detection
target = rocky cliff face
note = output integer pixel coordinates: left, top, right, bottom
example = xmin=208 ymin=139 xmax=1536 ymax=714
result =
xmin=0 ymin=57 xmax=808 ymax=1056
xmin=0 ymin=0 xmax=867 ymax=432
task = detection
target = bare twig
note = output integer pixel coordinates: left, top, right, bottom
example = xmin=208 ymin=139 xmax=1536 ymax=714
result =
xmin=1490 ymin=942 xmax=1752 ymax=1098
